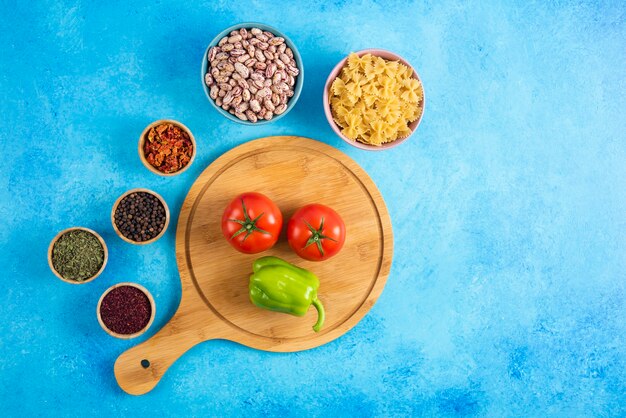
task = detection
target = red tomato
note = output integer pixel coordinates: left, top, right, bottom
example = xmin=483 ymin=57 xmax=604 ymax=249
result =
xmin=287 ymin=204 xmax=346 ymax=261
xmin=221 ymin=192 xmax=283 ymax=254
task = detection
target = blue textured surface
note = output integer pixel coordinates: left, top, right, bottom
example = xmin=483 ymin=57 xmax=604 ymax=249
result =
xmin=1 ymin=0 xmax=624 ymax=416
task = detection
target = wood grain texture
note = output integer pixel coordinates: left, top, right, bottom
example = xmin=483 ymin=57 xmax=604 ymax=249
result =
xmin=115 ymin=136 xmax=393 ymax=395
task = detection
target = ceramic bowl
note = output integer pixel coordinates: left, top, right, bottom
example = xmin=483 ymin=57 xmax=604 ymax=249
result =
xmin=48 ymin=227 xmax=108 ymax=284
xmin=111 ymin=188 xmax=170 ymax=245
xmin=97 ymin=282 xmax=156 ymax=339
xmin=138 ymin=119 xmax=196 ymax=176
xmin=201 ymin=22 xmax=304 ymax=125
xmin=323 ymin=49 xmax=425 ymax=151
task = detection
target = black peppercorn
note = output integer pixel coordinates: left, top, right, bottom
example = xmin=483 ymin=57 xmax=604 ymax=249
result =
xmin=114 ymin=191 xmax=167 ymax=242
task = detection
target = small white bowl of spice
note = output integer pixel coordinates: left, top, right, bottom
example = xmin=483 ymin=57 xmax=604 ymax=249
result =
xmin=48 ymin=227 xmax=108 ymax=284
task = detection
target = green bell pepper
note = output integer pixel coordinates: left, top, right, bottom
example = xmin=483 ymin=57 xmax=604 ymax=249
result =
xmin=249 ymin=256 xmax=325 ymax=332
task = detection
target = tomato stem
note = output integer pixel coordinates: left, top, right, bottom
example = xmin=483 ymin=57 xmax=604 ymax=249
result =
xmin=230 ymin=198 xmax=271 ymax=241
xmin=302 ymin=217 xmax=337 ymax=256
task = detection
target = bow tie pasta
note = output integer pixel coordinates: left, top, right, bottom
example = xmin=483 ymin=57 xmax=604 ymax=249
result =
xmin=329 ymin=52 xmax=423 ymax=146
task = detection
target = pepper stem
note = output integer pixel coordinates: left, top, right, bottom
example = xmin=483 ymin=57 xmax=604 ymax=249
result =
xmin=311 ymin=298 xmax=325 ymax=332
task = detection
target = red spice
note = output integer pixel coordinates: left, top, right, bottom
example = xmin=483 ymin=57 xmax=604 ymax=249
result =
xmin=100 ymin=285 xmax=152 ymax=335
xmin=144 ymin=123 xmax=193 ymax=174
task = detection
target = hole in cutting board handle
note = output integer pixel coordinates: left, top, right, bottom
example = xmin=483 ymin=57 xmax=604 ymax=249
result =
xmin=141 ymin=359 xmax=150 ymax=369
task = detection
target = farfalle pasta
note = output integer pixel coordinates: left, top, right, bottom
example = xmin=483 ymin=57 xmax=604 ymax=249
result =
xmin=329 ymin=53 xmax=423 ymax=146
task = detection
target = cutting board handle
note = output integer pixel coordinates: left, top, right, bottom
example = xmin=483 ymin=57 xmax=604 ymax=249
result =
xmin=114 ymin=301 xmax=220 ymax=395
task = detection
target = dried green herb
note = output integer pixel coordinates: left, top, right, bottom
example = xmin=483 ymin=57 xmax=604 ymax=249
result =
xmin=52 ymin=230 xmax=104 ymax=281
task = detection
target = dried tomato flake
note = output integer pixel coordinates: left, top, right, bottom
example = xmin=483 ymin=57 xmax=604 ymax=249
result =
xmin=143 ymin=123 xmax=194 ymax=174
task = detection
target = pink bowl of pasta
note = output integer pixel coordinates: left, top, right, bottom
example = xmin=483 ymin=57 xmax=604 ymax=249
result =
xmin=323 ymin=49 xmax=425 ymax=150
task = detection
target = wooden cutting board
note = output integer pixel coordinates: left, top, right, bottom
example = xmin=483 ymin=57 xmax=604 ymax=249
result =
xmin=114 ymin=136 xmax=393 ymax=395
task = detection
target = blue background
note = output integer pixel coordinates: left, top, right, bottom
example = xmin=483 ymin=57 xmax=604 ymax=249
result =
xmin=1 ymin=0 xmax=624 ymax=416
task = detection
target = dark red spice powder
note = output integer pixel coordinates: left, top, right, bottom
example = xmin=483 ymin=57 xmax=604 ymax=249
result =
xmin=100 ymin=285 xmax=152 ymax=335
